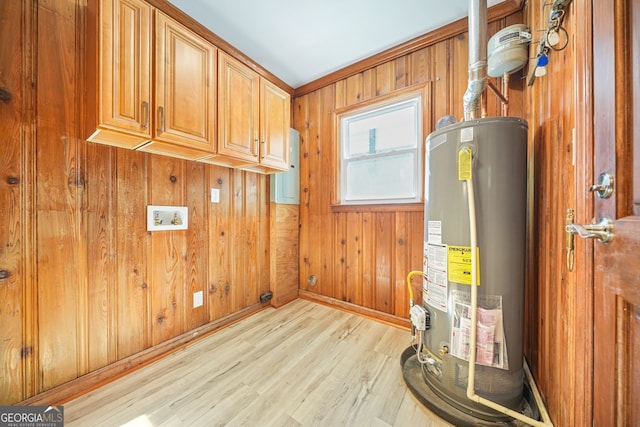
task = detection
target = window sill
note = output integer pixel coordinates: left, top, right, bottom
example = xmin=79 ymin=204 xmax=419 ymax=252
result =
xmin=331 ymin=202 xmax=424 ymax=213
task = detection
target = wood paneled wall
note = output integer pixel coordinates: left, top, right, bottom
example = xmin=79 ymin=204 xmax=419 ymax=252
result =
xmin=293 ymin=2 xmax=595 ymax=426
xmin=523 ymin=1 xmax=593 ymax=426
xmin=0 ymin=0 xmax=271 ymax=405
xmin=292 ymin=12 xmax=526 ymax=323
xmin=0 ymin=1 xmax=595 ymax=425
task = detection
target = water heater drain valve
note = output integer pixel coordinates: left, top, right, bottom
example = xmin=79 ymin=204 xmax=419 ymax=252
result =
xmin=410 ymin=305 xmax=430 ymax=331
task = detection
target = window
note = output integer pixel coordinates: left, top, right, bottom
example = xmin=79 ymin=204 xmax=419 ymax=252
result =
xmin=337 ymin=90 xmax=423 ymax=205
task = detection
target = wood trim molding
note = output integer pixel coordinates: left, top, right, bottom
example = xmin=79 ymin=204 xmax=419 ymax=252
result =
xmin=294 ymin=0 xmax=524 ymax=97
xmin=572 ymin=0 xmax=594 ymax=424
xmin=18 ymin=303 xmax=268 ymax=406
xmin=146 ymin=0 xmax=294 ymax=94
xmin=299 ymin=290 xmax=410 ymax=329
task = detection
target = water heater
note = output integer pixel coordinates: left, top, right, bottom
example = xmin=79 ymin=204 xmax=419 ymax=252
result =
xmin=421 ymin=117 xmax=528 ymax=420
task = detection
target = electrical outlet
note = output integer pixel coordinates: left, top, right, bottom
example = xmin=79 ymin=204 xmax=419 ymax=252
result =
xmin=210 ymin=188 xmax=220 ymax=203
xmin=193 ymin=291 xmax=203 ymax=308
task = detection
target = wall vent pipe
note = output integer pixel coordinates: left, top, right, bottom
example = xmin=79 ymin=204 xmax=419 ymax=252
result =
xmin=462 ymin=0 xmax=488 ymax=121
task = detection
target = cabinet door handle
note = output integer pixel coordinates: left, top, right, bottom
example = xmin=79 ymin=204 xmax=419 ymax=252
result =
xmin=261 ymin=140 xmax=265 ymax=159
xmin=142 ymin=101 xmax=149 ymax=129
xmin=157 ymin=106 xmax=165 ymax=133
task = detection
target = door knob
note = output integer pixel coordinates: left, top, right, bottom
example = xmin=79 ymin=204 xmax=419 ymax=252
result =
xmin=589 ymin=172 xmax=614 ymax=199
xmin=565 ymin=217 xmax=614 ymax=243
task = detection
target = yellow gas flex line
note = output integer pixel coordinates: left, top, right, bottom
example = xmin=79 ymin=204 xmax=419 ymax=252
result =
xmin=406 ymin=270 xmax=424 ymax=308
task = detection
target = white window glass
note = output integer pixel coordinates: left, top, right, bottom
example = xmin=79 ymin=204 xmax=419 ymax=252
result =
xmin=339 ymin=94 xmax=422 ymax=204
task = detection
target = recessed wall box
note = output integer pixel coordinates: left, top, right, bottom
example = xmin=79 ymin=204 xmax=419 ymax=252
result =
xmin=147 ymin=205 xmax=188 ymax=231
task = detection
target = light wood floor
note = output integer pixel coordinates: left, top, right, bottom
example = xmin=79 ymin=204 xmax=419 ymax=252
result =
xmin=63 ymin=299 xmax=452 ymax=426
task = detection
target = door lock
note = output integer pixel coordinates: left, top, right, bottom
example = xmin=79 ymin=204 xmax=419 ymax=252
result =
xmin=565 ymin=209 xmax=575 ymax=271
xmin=589 ymin=172 xmax=614 ymax=199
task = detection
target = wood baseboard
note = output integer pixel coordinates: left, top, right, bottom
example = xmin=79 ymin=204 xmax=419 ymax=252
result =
xmin=18 ymin=303 xmax=268 ymax=406
xmin=299 ymin=290 xmax=410 ymax=330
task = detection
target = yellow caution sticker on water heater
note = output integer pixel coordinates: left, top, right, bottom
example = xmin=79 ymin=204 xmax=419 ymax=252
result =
xmin=458 ymin=147 xmax=473 ymax=181
xmin=447 ymin=245 xmax=480 ymax=285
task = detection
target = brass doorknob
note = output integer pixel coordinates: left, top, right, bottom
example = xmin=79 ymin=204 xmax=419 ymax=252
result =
xmin=565 ymin=217 xmax=614 ymax=243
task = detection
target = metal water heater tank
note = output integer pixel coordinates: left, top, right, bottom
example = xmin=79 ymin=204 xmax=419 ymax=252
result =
xmin=422 ymin=117 xmax=528 ymax=420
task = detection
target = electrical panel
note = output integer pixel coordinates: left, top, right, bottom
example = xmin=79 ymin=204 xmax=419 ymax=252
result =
xmin=270 ymin=129 xmax=300 ymax=205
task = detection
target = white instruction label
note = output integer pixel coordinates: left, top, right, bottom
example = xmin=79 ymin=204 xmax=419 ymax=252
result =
xmin=425 ymin=243 xmax=448 ymax=312
xmin=427 ymin=220 xmax=442 ymax=244
xmin=460 ymin=126 xmax=474 ymax=142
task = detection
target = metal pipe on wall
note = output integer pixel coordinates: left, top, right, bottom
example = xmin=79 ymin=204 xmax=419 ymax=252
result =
xmin=462 ymin=0 xmax=488 ymax=120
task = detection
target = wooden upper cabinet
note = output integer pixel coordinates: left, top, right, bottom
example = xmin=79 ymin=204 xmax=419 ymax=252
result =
xmin=139 ymin=11 xmax=216 ymax=159
xmin=258 ymin=79 xmax=290 ymax=171
xmin=216 ymin=51 xmax=290 ymax=173
xmin=87 ymin=0 xmax=152 ymax=149
xmin=87 ymin=0 xmax=289 ymax=171
xmin=217 ymin=51 xmax=260 ymax=163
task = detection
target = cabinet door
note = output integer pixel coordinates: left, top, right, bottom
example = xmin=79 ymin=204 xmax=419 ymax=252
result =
xmin=217 ymin=51 xmax=260 ymax=162
xmin=153 ymin=11 xmax=216 ymax=152
xmin=94 ymin=0 xmax=152 ymax=147
xmin=259 ymin=78 xmax=290 ymax=170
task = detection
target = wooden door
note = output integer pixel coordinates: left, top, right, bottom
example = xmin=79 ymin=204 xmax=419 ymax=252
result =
xmin=153 ymin=11 xmax=216 ymax=151
xmin=592 ymin=0 xmax=640 ymax=424
xmin=217 ymin=51 xmax=260 ymax=163
xmin=96 ymin=0 xmax=151 ymax=144
xmin=259 ymin=78 xmax=290 ymax=170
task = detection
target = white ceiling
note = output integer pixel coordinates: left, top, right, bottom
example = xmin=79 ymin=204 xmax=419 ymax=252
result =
xmin=168 ymin=0 xmax=507 ymax=89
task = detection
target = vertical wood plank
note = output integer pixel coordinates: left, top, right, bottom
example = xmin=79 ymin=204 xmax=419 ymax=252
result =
xmin=294 ymin=94 xmax=310 ymax=293
xmin=345 ymin=73 xmax=362 ymax=106
xmin=269 ymin=203 xmax=299 ymax=307
xmin=231 ymin=169 xmax=245 ymax=312
xmin=394 ymin=212 xmax=409 ymax=318
xmin=410 ymin=47 xmax=431 ymax=85
xmin=115 ymin=150 xmax=149 ymax=359
xmin=362 ymin=69 xmax=376 ymax=101
xmin=208 ymin=166 xmax=232 ymax=320
xmin=185 ymin=161 xmax=207 ymax=330
xmin=36 ymin=0 xmax=83 ymax=391
xmin=433 ymin=40 xmax=451 ymax=123
xmin=374 ymin=213 xmax=393 ymax=313
xmin=410 ymin=212 xmax=425 ymax=307
xmin=345 ymin=212 xmax=363 ymax=306
xmin=450 ymin=33 xmax=468 ymax=120
xmin=395 ymin=56 xmax=408 ymax=90
xmin=375 ymin=62 xmax=395 ymax=96
xmin=334 ymin=213 xmax=347 ymax=301
xmin=303 ymin=89 xmax=325 ymax=295
xmin=257 ymin=174 xmax=270 ymax=299
xmin=318 ymin=86 xmax=336 ymax=296
xmin=485 ymin=20 xmax=501 ymax=117
xmin=0 ymin=0 xmax=26 ymax=405
xmin=243 ymin=171 xmax=260 ymax=306
xmin=361 ymin=213 xmax=375 ymax=308
xmin=149 ymin=156 xmax=186 ymax=346
xmin=334 ymin=80 xmax=346 ymax=110
xmin=86 ymin=143 xmax=115 ymax=372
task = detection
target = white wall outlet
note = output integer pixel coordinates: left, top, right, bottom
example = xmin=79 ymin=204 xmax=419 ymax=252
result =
xmin=193 ymin=291 xmax=203 ymax=308
xmin=210 ymin=188 xmax=220 ymax=203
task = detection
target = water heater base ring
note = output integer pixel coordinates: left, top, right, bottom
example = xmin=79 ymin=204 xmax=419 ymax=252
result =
xmin=400 ymin=346 xmax=540 ymax=426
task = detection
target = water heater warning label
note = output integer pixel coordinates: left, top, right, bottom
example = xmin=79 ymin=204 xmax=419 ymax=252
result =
xmin=425 ymin=243 xmax=448 ymax=312
xmin=447 ymin=246 xmax=480 ymax=285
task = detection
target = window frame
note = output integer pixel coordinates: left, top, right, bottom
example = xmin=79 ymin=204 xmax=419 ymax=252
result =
xmin=334 ymin=85 xmax=427 ymax=207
